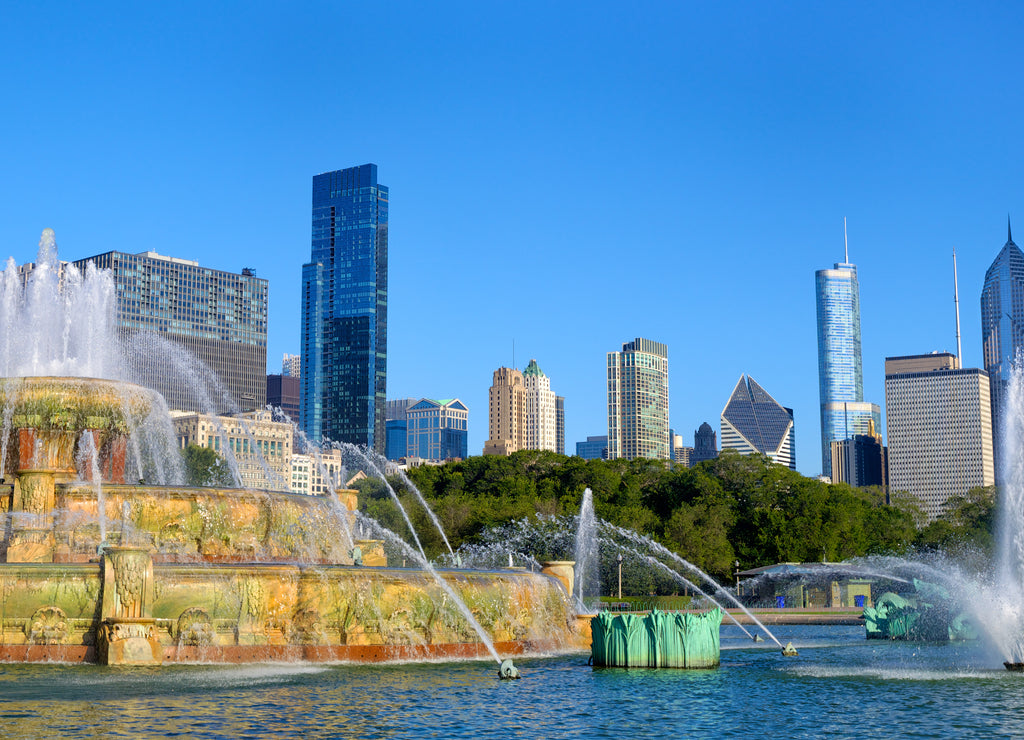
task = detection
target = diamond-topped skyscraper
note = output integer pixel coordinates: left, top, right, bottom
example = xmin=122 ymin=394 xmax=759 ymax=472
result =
xmin=720 ymin=374 xmax=796 ymax=469
xmin=300 ymin=165 xmax=388 ymax=451
xmin=982 ymin=218 xmax=1024 ymax=481
xmin=815 ymin=222 xmax=881 ymax=476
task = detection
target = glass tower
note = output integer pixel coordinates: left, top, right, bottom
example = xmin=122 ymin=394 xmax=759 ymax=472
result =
xmin=300 ymin=164 xmax=388 ymax=451
xmin=981 ymin=220 xmax=1024 ymax=481
xmin=815 ymin=246 xmax=880 ymax=476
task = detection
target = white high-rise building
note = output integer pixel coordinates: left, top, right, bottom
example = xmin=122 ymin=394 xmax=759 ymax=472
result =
xmin=282 ymin=353 xmax=301 ymax=378
xmin=523 ymin=359 xmax=558 ymax=452
xmin=885 ymin=353 xmax=994 ymax=521
xmin=607 ymin=338 xmax=670 ymax=460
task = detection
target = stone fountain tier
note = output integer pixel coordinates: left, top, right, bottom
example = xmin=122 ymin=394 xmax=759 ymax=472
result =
xmin=2 ymin=482 xmax=361 ymax=565
xmin=0 ymin=376 xmax=155 ymax=484
xmin=0 ymin=557 xmax=583 ymax=664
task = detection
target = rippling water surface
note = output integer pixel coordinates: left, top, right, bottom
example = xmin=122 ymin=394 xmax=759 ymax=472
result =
xmin=5 ymin=625 xmax=1024 ymax=738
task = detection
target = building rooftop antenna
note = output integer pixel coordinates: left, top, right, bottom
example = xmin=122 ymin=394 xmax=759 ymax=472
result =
xmin=844 ymin=217 xmax=849 ymax=264
xmin=953 ymin=248 xmax=963 ymax=369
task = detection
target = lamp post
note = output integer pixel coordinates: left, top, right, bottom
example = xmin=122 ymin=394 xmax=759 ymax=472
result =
xmin=617 ymin=554 xmax=623 ymax=600
xmin=734 ymin=559 xmax=741 ymax=597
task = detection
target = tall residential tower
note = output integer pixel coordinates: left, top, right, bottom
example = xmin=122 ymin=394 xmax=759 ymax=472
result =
xmin=607 ymin=337 xmax=669 ymax=460
xmin=300 ymin=164 xmax=388 ymax=451
xmin=814 ymin=224 xmax=880 ymax=476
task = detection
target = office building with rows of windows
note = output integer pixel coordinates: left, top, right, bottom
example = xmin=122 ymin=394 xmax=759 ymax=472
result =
xmin=607 ymin=337 xmax=669 ymax=460
xmin=406 ymin=398 xmax=468 ymax=462
xmin=73 ymin=251 xmax=267 ymax=413
xmin=884 ymin=353 xmax=994 ymax=520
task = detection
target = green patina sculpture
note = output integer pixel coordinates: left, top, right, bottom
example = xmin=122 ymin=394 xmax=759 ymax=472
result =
xmin=862 ymin=579 xmax=977 ymax=642
xmin=590 ymin=608 xmax=722 ymax=668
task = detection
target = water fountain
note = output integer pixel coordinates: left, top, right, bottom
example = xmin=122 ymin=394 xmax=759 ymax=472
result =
xmin=0 ymin=230 xmax=581 ymax=665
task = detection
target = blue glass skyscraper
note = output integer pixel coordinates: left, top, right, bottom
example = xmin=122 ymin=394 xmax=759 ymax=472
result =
xmin=300 ymin=164 xmax=388 ymax=451
xmin=981 ymin=219 xmax=1024 ymax=481
xmin=815 ymin=232 xmax=880 ymax=476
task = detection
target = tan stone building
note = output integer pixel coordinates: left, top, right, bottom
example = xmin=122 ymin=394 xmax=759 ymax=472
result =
xmin=172 ymin=409 xmax=293 ymax=492
xmin=483 ymin=367 xmax=527 ymax=455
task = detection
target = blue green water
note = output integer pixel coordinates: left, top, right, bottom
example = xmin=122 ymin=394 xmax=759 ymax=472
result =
xmin=3 ymin=625 xmax=1024 ymax=738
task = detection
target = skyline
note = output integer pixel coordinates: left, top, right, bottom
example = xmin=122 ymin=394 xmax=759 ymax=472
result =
xmin=2 ymin=3 xmax=1024 ymax=475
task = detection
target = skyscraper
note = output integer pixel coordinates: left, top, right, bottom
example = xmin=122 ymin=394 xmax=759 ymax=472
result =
xmin=73 ymin=251 xmax=268 ymax=413
xmin=981 ymin=219 xmax=1024 ymax=480
xmin=607 ymin=337 xmax=669 ymax=460
xmin=884 ymin=353 xmax=994 ymax=520
xmin=815 ymin=227 xmax=880 ymax=476
xmin=483 ymin=367 xmax=526 ymax=456
xmin=301 ymin=164 xmax=388 ymax=451
xmin=720 ymin=375 xmax=796 ymax=469
xmin=523 ymin=359 xmax=558 ymax=452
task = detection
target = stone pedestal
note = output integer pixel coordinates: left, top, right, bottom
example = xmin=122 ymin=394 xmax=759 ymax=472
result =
xmin=541 ymin=560 xmax=576 ymax=598
xmin=98 ymin=618 xmax=162 ymax=666
xmin=98 ymin=547 xmax=161 ymax=665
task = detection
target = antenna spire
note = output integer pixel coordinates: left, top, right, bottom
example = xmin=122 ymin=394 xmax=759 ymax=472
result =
xmin=1010 ymin=214 xmax=1014 ymax=244
xmin=844 ymin=217 xmax=849 ymax=264
xmin=953 ymin=248 xmax=962 ymax=369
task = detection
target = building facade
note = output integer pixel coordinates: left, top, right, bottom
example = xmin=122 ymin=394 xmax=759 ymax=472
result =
xmin=406 ymin=398 xmax=468 ymax=462
xmin=290 ymin=447 xmax=346 ymax=496
xmin=691 ymin=421 xmax=718 ymax=465
xmin=282 ymin=353 xmax=301 ymax=378
xmin=301 ymin=164 xmax=388 ymax=451
xmin=720 ymin=375 xmax=796 ymax=469
xmin=576 ymin=435 xmax=608 ymax=460
xmin=607 ymin=337 xmax=670 ymax=460
xmin=384 ymin=398 xmax=415 ymax=461
xmin=555 ymin=396 xmax=565 ymax=456
xmin=830 ymin=422 xmax=888 ymax=492
xmin=981 ymin=220 xmax=1024 ymax=481
xmin=172 ymin=409 xmax=293 ymax=491
xmin=815 ymin=246 xmax=881 ymax=476
xmin=266 ymin=374 xmax=300 ymax=428
xmin=522 ymin=359 xmax=558 ymax=452
xmin=884 ymin=353 xmax=994 ymax=520
xmin=484 ymin=367 xmax=527 ymax=455
xmin=73 ymin=251 xmax=268 ymax=413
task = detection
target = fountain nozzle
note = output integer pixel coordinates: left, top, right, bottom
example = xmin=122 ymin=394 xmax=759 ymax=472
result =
xmin=498 ymin=658 xmax=521 ymax=679
xmin=782 ymin=642 xmax=798 ymax=656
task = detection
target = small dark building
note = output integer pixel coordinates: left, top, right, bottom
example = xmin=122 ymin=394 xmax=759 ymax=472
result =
xmin=266 ymin=374 xmax=300 ymax=428
xmin=690 ymin=421 xmax=718 ymax=465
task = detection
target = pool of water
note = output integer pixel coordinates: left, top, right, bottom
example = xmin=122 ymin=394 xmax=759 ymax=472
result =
xmin=4 ymin=624 xmax=1024 ymax=738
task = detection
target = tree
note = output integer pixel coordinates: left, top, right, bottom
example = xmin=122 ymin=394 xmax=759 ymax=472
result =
xmin=182 ymin=444 xmax=234 ymax=487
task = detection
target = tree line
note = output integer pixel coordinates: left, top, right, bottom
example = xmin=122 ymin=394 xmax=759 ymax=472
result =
xmin=362 ymin=449 xmax=997 ymax=583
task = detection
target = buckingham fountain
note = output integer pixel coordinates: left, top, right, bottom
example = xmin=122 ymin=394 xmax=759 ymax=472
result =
xmin=0 ymin=230 xmax=582 ymax=666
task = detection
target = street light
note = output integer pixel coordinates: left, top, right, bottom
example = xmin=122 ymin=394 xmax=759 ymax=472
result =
xmin=617 ymin=554 xmax=624 ymax=600
xmin=734 ymin=560 xmax=741 ymax=597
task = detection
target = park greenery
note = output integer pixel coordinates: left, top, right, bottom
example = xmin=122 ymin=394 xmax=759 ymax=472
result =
xmin=182 ymin=443 xmax=235 ymax=488
xmin=353 ymin=449 xmax=997 ymax=584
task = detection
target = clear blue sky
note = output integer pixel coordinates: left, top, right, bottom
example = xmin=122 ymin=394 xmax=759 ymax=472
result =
xmin=1 ymin=2 xmax=1022 ymax=476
